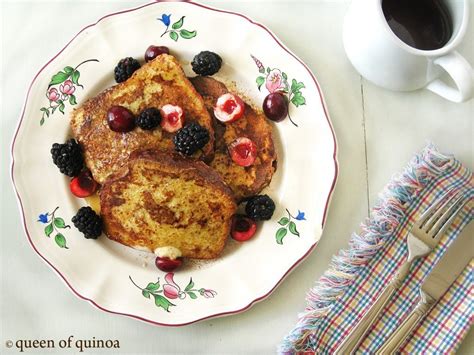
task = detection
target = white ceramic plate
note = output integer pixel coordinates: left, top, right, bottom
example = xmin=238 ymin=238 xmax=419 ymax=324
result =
xmin=11 ymin=1 xmax=338 ymax=326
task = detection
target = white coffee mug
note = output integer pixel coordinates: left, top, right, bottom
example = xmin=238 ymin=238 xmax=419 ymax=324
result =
xmin=343 ymin=0 xmax=473 ymax=102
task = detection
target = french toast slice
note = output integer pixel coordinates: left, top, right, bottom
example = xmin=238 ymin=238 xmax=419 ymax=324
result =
xmin=100 ymin=149 xmax=237 ymax=259
xmin=190 ymin=76 xmax=277 ymax=201
xmin=70 ymin=54 xmax=214 ymax=184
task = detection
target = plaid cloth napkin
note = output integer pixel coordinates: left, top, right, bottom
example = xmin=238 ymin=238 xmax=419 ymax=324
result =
xmin=279 ymin=145 xmax=473 ymax=354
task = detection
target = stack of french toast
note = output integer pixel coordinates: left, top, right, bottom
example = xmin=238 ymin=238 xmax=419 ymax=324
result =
xmin=68 ymin=51 xmax=277 ymax=262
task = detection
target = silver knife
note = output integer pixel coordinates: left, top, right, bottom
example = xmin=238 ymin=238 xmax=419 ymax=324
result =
xmin=377 ymin=219 xmax=473 ymax=354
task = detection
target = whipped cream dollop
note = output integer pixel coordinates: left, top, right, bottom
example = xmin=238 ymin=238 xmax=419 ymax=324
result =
xmin=154 ymin=246 xmax=182 ymax=260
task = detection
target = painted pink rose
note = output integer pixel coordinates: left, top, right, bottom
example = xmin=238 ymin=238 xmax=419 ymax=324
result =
xmin=47 ymin=88 xmax=60 ymax=102
xmin=265 ymin=69 xmax=285 ymax=93
xmin=201 ymin=289 xmax=217 ymax=298
xmin=163 ymin=273 xmax=185 ymax=300
xmin=59 ymin=80 xmax=75 ymax=95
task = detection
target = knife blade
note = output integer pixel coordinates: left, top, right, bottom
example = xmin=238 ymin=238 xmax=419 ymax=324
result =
xmin=377 ymin=219 xmax=473 ymax=354
xmin=421 ymin=220 xmax=473 ymax=300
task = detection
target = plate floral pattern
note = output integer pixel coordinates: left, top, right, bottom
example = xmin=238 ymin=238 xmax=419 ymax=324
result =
xmin=252 ymin=55 xmax=306 ymax=127
xmin=130 ymin=273 xmax=217 ymax=312
xmin=37 ymin=207 xmax=70 ymax=249
xmin=11 ymin=1 xmax=338 ymax=326
xmin=158 ymin=13 xmax=197 ymax=41
xmin=40 ymin=59 xmax=98 ymax=125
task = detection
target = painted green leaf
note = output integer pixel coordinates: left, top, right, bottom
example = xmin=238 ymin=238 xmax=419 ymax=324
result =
xmin=48 ymin=71 xmax=69 ymax=86
xmin=40 ymin=107 xmax=50 ymax=117
xmin=289 ymin=221 xmax=300 ymax=236
xmin=51 ymin=105 xmax=58 ymax=114
xmin=40 ymin=117 xmax=45 ymax=126
xmin=276 ymin=227 xmax=288 ymax=245
xmin=142 ymin=290 xmax=150 ymax=299
xmin=172 ymin=16 xmax=184 ymax=29
xmin=266 ymin=67 xmax=270 ymax=74
xmin=290 ymin=79 xmax=297 ymax=92
xmin=153 ymin=294 xmax=175 ymax=312
xmin=55 ymin=233 xmax=67 ymax=248
xmin=184 ymin=278 xmax=194 ymax=292
xmin=44 ymin=223 xmax=53 ymax=237
xmin=278 ymin=217 xmax=290 ymax=226
xmin=146 ymin=281 xmax=160 ymax=292
xmin=71 ymin=70 xmax=81 ymax=86
xmin=169 ymin=31 xmax=179 ymax=41
xmin=179 ymin=29 xmax=197 ymax=39
xmin=59 ymin=102 xmax=66 ymax=114
xmin=291 ymin=92 xmax=306 ymax=107
xmin=291 ymin=79 xmax=305 ymax=93
xmin=256 ymin=76 xmax=265 ymax=91
xmin=282 ymin=72 xmax=288 ymax=80
xmin=64 ymin=66 xmax=74 ymax=74
xmin=187 ymin=291 xmax=197 ymax=299
xmin=53 ymin=217 xmax=66 ymax=228
xmin=69 ymin=94 xmax=77 ymax=105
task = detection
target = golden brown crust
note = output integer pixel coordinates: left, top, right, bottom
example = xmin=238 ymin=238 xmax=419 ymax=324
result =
xmin=70 ymin=54 xmax=214 ymax=184
xmin=190 ymin=76 xmax=277 ymax=201
xmin=100 ymin=149 xmax=236 ymax=259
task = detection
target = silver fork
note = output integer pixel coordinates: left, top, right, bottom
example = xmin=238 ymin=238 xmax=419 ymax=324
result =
xmin=336 ymin=189 xmax=465 ymax=354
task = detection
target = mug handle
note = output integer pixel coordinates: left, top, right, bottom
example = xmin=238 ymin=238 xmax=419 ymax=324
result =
xmin=426 ymin=51 xmax=473 ymax=103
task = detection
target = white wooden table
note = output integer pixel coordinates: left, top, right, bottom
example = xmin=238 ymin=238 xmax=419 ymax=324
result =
xmin=2 ymin=1 xmax=472 ymax=353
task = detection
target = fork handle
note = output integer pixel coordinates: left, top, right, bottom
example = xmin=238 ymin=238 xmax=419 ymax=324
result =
xmin=335 ymin=262 xmax=412 ymax=354
xmin=376 ymin=292 xmax=436 ymax=354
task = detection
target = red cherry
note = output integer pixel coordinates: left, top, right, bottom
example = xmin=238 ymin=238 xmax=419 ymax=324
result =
xmin=160 ymin=104 xmax=184 ymax=133
xmin=70 ymin=170 xmax=98 ymax=198
xmin=263 ymin=92 xmax=289 ymax=122
xmin=214 ymin=93 xmax=245 ymax=123
xmin=107 ymin=106 xmax=135 ymax=132
xmin=144 ymin=45 xmax=170 ymax=62
xmin=155 ymin=256 xmax=183 ymax=272
xmin=229 ymin=137 xmax=257 ymax=167
xmin=231 ymin=215 xmax=257 ymax=242
xmin=223 ymin=99 xmax=237 ymax=114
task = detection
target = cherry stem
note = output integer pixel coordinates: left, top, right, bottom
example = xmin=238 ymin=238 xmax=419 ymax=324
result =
xmin=286 ymin=93 xmax=298 ymax=127
xmin=287 ymin=112 xmax=298 ymax=127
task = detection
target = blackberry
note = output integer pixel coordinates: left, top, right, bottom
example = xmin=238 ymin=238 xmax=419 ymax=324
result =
xmin=114 ymin=57 xmax=141 ymax=83
xmin=191 ymin=51 xmax=222 ymax=76
xmin=71 ymin=207 xmax=102 ymax=239
xmin=136 ymin=108 xmax=161 ymax=130
xmin=51 ymin=139 xmax=84 ymax=177
xmin=245 ymin=195 xmax=276 ymax=221
xmin=173 ymin=122 xmax=210 ymax=156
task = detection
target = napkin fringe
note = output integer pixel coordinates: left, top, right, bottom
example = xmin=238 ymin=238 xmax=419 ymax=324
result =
xmin=279 ymin=144 xmax=454 ymax=354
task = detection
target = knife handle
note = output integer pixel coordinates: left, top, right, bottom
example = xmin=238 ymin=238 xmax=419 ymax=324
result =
xmin=376 ymin=292 xmax=436 ymax=355
xmin=335 ymin=262 xmax=412 ymax=354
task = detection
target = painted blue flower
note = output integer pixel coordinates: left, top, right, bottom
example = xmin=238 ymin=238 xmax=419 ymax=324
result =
xmin=295 ymin=210 xmax=306 ymax=221
xmin=158 ymin=14 xmax=171 ymax=26
xmin=38 ymin=213 xmax=49 ymax=223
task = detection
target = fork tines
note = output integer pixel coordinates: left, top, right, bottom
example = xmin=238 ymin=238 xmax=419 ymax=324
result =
xmin=419 ymin=189 xmax=467 ymax=237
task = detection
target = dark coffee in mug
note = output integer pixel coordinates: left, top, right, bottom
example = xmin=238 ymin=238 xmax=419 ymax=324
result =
xmin=382 ymin=0 xmax=453 ymax=50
